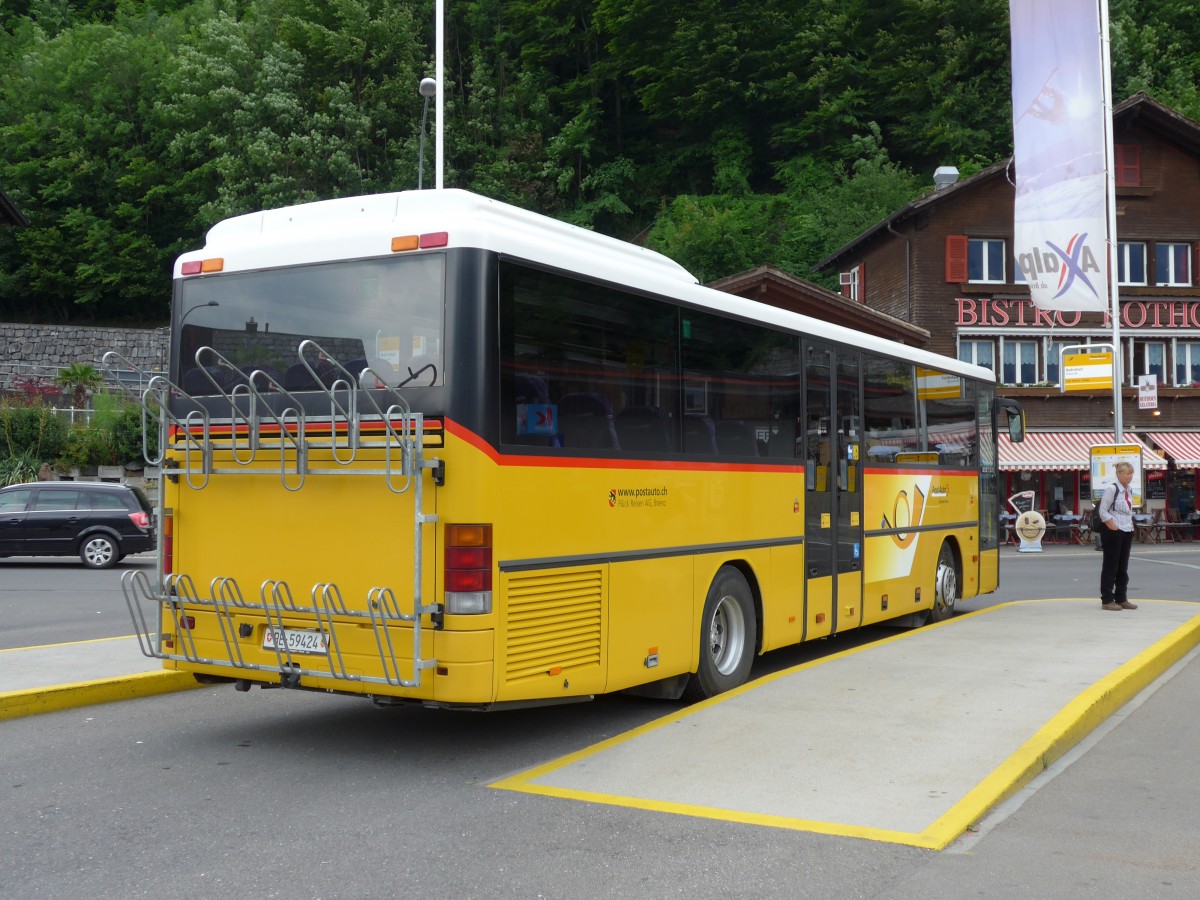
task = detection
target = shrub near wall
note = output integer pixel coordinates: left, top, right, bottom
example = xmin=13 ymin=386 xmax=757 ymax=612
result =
xmin=0 ymin=400 xmax=68 ymax=484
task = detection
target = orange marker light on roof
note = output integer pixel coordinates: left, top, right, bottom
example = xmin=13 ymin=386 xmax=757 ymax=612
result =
xmin=200 ymin=257 xmax=224 ymax=273
xmin=391 ymin=235 xmax=419 ymax=252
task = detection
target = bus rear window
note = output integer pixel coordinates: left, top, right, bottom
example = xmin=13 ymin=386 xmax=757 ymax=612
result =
xmin=174 ymin=254 xmax=445 ymax=394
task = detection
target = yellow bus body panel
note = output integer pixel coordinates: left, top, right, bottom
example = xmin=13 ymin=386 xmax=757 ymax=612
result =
xmin=162 ymin=426 xmax=992 ymax=706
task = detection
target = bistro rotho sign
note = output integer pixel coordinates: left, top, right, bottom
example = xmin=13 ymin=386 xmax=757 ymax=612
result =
xmin=957 ymin=297 xmax=1200 ymax=329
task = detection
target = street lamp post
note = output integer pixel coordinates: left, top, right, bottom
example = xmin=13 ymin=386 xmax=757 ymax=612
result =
xmin=418 ymin=78 xmax=437 ymax=189
xmin=178 ymin=300 xmax=219 ymax=330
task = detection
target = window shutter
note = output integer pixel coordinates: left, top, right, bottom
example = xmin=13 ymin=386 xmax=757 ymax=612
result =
xmin=1115 ymin=144 xmax=1141 ymax=187
xmin=857 ymin=260 xmax=865 ymax=302
xmin=1194 ymin=241 xmax=1200 ymax=287
xmin=945 ymin=235 xmax=968 ymax=282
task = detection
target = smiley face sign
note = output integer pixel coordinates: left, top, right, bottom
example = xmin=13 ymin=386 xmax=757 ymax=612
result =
xmin=1016 ymin=510 xmax=1046 ymax=543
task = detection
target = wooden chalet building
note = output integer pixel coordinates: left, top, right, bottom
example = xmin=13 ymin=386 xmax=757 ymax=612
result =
xmin=812 ymin=92 xmax=1200 ymax=523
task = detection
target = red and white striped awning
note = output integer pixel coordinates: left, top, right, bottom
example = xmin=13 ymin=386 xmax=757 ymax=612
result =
xmin=999 ymin=431 xmax=1167 ymax=471
xmin=1142 ymin=432 xmax=1200 ymax=469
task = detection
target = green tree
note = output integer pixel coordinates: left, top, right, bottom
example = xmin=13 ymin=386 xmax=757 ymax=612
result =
xmin=54 ymin=362 xmax=104 ymax=409
xmin=1110 ymin=0 xmax=1200 ymax=120
xmin=0 ymin=12 xmax=190 ymax=323
xmin=647 ymin=124 xmax=925 ymax=286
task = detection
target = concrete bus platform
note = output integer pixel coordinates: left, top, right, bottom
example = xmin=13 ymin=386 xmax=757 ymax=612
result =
xmin=6 ymin=599 xmax=1200 ymax=851
xmin=492 ymin=599 xmax=1200 ymax=850
xmin=0 ymin=635 xmax=199 ymax=721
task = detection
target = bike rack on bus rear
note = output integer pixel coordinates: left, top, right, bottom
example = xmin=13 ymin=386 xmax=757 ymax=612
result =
xmin=104 ymin=344 xmax=441 ymax=691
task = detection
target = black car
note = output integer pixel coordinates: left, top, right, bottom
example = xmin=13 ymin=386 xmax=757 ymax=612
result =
xmin=0 ymin=481 xmax=155 ymax=569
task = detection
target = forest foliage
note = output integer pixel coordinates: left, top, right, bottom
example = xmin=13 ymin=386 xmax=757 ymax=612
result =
xmin=2 ymin=0 xmax=1199 ymax=323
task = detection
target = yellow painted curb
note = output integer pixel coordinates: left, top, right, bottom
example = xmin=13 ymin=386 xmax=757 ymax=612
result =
xmin=918 ymin=604 xmax=1200 ymax=849
xmin=0 ymin=670 xmax=203 ymax=721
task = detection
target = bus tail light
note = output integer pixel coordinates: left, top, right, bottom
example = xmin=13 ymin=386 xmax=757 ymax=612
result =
xmin=161 ymin=510 xmax=174 ymax=576
xmin=444 ymin=524 xmax=492 ymax=615
xmin=180 ymin=257 xmax=224 ymax=275
xmin=391 ymin=232 xmax=450 ymax=252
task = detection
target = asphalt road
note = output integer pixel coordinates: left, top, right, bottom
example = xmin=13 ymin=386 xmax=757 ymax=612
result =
xmin=0 ymin=555 xmax=155 ymax=650
xmin=2 ymin=543 xmax=1200 ymax=898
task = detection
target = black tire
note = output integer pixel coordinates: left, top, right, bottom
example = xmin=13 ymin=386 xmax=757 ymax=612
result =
xmin=929 ymin=541 xmax=959 ymax=623
xmin=79 ymin=533 xmax=119 ymax=569
xmin=684 ymin=566 xmax=757 ymax=701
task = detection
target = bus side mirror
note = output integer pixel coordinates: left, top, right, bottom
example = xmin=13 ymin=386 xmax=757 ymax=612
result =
xmin=996 ymin=397 xmax=1026 ymax=443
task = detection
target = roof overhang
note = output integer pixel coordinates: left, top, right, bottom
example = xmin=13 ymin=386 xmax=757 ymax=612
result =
xmin=708 ymin=265 xmax=930 ymax=346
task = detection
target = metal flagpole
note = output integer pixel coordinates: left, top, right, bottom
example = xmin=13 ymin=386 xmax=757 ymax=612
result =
xmin=1098 ymin=0 xmax=1121 ymax=441
xmin=435 ymin=0 xmax=444 ymax=189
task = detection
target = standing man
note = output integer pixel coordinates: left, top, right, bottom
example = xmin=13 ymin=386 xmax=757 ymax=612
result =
xmin=1099 ymin=461 xmax=1137 ymax=611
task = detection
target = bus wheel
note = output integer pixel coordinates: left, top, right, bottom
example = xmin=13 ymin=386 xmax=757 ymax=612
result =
xmin=685 ymin=567 xmax=756 ymax=701
xmin=929 ymin=542 xmax=959 ymax=623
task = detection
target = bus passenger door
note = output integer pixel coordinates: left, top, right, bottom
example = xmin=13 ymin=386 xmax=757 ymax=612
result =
xmin=835 ymin=351 xmax=863 ymax=630
xmin=803 ymin=343 xmax=863 ymax=638
xmin=804 ymin=345 xmax=835 ymax=638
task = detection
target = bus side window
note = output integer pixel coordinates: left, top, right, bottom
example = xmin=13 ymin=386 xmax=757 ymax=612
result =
xmin=514 ymin=374 xmax=554 ymax=445
xmin=557 ymin=392 xmax=619 ymax=450
xmin=683 ymin=414 xmax=718 ymax=454
xmin=615 ymin=406 xmax=675 ymax=453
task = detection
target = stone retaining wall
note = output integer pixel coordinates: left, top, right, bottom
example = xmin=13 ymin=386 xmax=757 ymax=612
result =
xmin=0 ymin=322 xmax=166 ymax=388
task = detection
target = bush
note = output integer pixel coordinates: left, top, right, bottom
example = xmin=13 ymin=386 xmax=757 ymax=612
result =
xmin=55 ymin=392 xmax=156 ymax=469
xmin=0 ymin=448 xmax=42 ymax=485
xmin=0 ymin=400 xmax=68 ymax=464
xmin=111 ymin=400 xmax=157 ymax=466
xmin=59 ymin=424 xmax=121 ymax=469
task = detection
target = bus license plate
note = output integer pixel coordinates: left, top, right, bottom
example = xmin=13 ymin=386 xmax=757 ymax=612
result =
xmin=262 ymin=627 xmax=327 ymax=655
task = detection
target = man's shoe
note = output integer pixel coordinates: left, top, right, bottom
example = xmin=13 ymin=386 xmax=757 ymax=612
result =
xmin=1118 ymin=601 xmax=1138 ymax=609
xmin=1101 ymin=602 xmax=1123 ymax=611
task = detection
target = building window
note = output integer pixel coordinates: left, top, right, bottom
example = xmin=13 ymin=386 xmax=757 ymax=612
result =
xmin=1135 ymin=341 xmax=1165 ymax=385
xmin=968 ymin=238 xmax=1005 ymax=283
xmin=1045 ymin=339 xmax=1077 ymax=385
xmin=842 ymin=264 xmax=862 ymax=302
xmin=1155 ymin=243 xmax=1192 ymax=286
xmin=958 ymin=339 xmax=994 ymax=371
xmin=1116 ymin=242 xmax=1147 ymax=285
xmin=1176 ymin=342 xmax=1200 ymax=386
xmin=1114 ymin=144 xmax=1141 ymax=187
xmin=1002 ymin=339 xmax=1037 ymax=385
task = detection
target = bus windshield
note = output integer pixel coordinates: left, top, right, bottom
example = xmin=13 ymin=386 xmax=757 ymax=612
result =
xmin=175 ymin=253 xmax=445 ymax=393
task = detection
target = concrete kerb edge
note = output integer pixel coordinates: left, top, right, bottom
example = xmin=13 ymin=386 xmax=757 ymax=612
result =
xmin=920 ymin=603 xmax=1200 ymax=850
xmin=0 ymin=670 xmax=203 ymax=722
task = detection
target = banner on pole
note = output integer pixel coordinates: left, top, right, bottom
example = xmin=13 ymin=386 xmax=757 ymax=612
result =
xmin=1009 ymin=0 xmax=1109 ymax=312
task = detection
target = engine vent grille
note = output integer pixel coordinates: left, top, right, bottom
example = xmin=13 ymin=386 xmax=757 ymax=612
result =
xmin=504 ymin=569 xmax=603 ymax=683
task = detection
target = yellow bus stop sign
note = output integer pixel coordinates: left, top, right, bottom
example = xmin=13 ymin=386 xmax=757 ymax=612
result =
xmin=1063 ymin=350 xmax=1112 ymax=392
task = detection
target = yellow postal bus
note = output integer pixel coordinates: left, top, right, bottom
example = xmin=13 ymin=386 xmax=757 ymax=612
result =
xmin=114 ymin=189 xmax=1024 ymax=710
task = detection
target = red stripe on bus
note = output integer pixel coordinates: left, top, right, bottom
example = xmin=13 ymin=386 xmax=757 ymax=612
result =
xmin=443 ymin=419 xmax=803 ymax=473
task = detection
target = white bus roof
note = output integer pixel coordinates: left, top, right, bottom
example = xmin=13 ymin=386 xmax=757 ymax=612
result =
xmin=182 ymin=188 xmax=993 ymax=384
